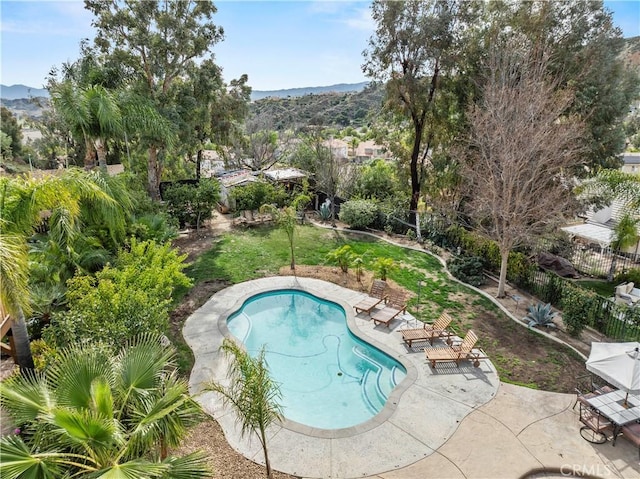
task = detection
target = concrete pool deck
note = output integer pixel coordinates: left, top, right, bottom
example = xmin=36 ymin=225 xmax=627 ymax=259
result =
xmin=184 ymin=277 xmax=640 ymax=478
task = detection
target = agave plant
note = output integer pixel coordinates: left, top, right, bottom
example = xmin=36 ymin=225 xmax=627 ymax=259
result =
xmin=526 ymin=302 xmax=558 ymax=329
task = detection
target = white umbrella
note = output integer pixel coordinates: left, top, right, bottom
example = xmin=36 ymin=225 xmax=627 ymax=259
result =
xmin=586 ymin=342 xmax=640 ymax=405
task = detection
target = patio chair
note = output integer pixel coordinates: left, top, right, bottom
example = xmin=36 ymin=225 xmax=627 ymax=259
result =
xmin=424 ymin=330 xmax=485 ymax=368
xmin=578 ymin=401 xmax=613 ymax=444
xmin=572 ymin=373 xmax=615 ymax=410
xmin=621 ymin=422 xmax=640 ymax=459
xmin=371 ymin=289 xmax=407 ymax=328
xmin=353 ymin=280 xmax=388 ymax=315
xmin=401 ymin=312 xmax=455 ymax=347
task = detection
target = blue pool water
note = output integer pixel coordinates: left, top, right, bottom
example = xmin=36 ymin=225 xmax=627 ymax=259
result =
xmin=227 ymin=289 xmax=406 ymax=430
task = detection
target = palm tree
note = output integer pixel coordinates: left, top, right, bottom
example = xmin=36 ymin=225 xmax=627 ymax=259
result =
xmin=207 ymin=338 xmax=283 ymax=479
xmin=50 ymin=81 xmax=122 ymax=170
xmin=608 ymin=213 xmax=640 ymax=281
xmin=260 ymin=193 xmax=310 ymax=271
xmin=0 ymin=170 xmax=129 ymax=371
xmin=0 ymin=334 xmax=210 ymax=478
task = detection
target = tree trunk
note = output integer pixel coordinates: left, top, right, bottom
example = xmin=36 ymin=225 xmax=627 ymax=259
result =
xmin=330 ymin=193 xmax=336 ymax=227
xmin=608 ymin=255 xmax=617 ymax=282
xmin=497 ymin=250 xmax=509 ymax=299
xmin=95 ymin=139 xmax=108 ymax=171
xmin=415 ymin=211 xmax=422 ymax=242
xmin=12 ymin=308 xmax=35 ymax=373
xmin=289 ymin=235 xmax=295 ymax=270
xmin=148 ymin=146 xmax=161 ymax=201
xmin=84 ymin=139 xmax=97 ymax=170
xmin=260 ymin=427 xmax=272 ymax=479
xmin=196 ymin=149 xmax=203 ymax=180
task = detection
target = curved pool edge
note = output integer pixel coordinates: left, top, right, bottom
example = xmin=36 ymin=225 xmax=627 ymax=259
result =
xmin=215 ymin=281 xmax=418 ymax=439
xmin=184 ymin=276 xmax=500 ymax=478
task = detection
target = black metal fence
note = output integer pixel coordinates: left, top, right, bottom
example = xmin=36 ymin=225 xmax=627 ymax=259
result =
xmin=422 ymin=217 xmax=640 ymax=341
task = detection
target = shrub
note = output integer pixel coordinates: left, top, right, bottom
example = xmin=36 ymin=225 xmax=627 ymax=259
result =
xmin=525 ymin=302 xmax=557 ymax=329
xmin=326 ymin=245 xmax=353 ymax=273
xmin=447 ymin=256 xmax=485 ymax=287
xmin=164 ymin=179 xmax=220 ymax=229
xmin=339 ymin=199 xmax=379 ymax=229
xmin=230 ymin=181 xmax=288 ymax=212
xmin=44 ymin=239 xmax=191 ymax=351
xmin=561 ymin=285 xmax=597 ymax=337
xmin=373 ymin=257 xmax=396 ymax=281
xmin=615 ymin=268 xmax=640 ymax=287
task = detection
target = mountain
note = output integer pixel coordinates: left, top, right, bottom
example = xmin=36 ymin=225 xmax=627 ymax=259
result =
xmin=250 ymin=82 xmax=369 ymax=101
xmin=0 ymin=84 xmax=49 ymax=100
xmin=249 ymin=83 xmax=384 ymax=130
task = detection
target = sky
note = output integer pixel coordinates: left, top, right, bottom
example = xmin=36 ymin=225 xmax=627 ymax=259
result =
xmin=1 ymin=0 xmax=639 ymax=91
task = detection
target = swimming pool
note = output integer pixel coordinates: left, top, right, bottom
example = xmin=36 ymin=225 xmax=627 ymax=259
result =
xmin=227 ymin=289 xmax=407 ymax=430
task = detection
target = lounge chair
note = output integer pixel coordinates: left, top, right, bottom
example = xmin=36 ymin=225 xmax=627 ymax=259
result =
xmin=401 ymin=312 xmax=455 ymax=347
xmin=424 ymin=330 xmax=486 ymax=368
xmin=371 ymin=289 xmax=407 ymax=328
xmin=353 ymin=280 xmax=388 ymax=315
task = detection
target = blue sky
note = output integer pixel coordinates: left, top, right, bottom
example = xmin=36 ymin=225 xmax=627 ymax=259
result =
xmin=1 ymin=1 xmax=639 ymax=91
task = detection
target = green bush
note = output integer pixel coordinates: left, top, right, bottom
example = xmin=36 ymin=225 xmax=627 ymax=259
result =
xmin=164 ymin=179 xmax=220 ymax=229
xmin=326 ymin=245 xmax=353 ymax=273
xmin=339 ymin=199 xmax=379 ymax=229
xmin=447 ymin=256 xmax=485 ymax=287
xmin=372 ymin=257 xmax=396 ymax=281
xmin=615 ymin=268 xmax=640 ymax=286
xmin=561 ymin=285 xmax=597 ymax=337
xmin=44 ymin=239 xmax=191 ymax=351
xmin=230 ymin=181 xmax=288 ymax=212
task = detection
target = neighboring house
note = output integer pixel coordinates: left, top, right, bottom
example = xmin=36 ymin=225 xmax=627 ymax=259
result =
xmin=562 ymin=153 xmax=640 ymax=254
xmin=263 ymin=167 xmax=309 ymax=192
xmin=621 ymin=152 xmax=640 ymax=174
xmin=355 ymin=140 xmax=390 ymax=161
xmin=323 ymin=138 xmax=348 ymax=159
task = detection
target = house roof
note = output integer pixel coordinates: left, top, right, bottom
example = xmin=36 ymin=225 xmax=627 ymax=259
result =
xmin=263 ymin=168 xmax=307 ymax=182
xmin=561 ymin=223 xmax=613 ymax=248
xmin=623 ymin=153 xmax=640 ymax=165
xmin=217 ymin=170 xmax=257 ymax=188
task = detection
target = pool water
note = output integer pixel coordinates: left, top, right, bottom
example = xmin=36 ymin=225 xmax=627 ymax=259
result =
xmin=227 ymin=289 xmax=406 ymax=430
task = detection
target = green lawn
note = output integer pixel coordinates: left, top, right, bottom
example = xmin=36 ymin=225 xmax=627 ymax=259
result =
xmin=575 ymin=279 xmax=615 ymax=298
xmin=179 ymin=223 xmax=587 ymax=392
xmin=186 ymin=224 xmax=463 ymax=314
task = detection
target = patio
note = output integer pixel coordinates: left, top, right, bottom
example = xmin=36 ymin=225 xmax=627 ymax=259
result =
xmin=183 ymin=276 xmax=640 ymax=478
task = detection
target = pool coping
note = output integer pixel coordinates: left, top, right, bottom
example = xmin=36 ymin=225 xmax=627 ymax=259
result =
xmin=215 ymin=281 xmax=418 ymax=439
xmin=184 ymin=276 xmax=500 ymax=478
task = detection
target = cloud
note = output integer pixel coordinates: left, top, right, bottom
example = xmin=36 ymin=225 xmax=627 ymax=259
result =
xmin=341 ymin=6 xmax=374 ymax=31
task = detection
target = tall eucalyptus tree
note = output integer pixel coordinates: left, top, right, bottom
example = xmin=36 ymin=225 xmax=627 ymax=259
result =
xmin=85 ymin=0 xmax=225 ymax=200
xmin=363 ymin=0 xmax=476 ymax=218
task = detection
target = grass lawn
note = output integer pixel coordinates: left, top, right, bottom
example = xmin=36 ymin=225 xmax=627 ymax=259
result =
xmin=575 ymin=279 xmax=615 ymax=298
xmin=177 ymin=223 xmax=587 ymax=393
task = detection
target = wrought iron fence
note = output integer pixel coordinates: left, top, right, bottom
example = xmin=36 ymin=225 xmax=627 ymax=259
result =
xmin=422 ymin=217 xmax=640 ymax=341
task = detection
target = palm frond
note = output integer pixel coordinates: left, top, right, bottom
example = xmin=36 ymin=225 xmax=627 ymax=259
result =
xmin=0 ymin=232 xmax=31 ymax=316
xmin=0 ymin=435 xmax=63 ymax=479
xmin=160 ymin=452 xmax=211 ymax=479
xmin=0 ymin=370 xmax=50 ymax=425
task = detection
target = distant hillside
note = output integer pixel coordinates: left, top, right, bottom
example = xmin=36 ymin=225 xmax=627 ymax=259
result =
xmin=0 ymin=84 xmax=49 ymax=100
xmin=250 ymin=82 xmax=369 ymax=101
xmin=0 ymin=97 xmax=50 ymax=120
xmin=249 ymin=83 xmax=384 ymax=130
xmin=621 ymin=36 xmax=640 ymax=74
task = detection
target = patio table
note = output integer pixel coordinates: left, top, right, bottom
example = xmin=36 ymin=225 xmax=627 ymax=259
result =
xmin=586 ymin=389 xmax=640 ymax=445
